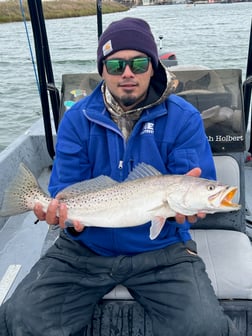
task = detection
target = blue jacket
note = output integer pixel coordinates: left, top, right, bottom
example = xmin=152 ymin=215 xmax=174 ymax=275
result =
xmin=49 ymin=80 xmax=216 ymax=256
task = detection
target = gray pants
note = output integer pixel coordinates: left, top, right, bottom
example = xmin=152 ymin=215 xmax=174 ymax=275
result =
xmin=0 ymin=231 xmax=239 ymax=336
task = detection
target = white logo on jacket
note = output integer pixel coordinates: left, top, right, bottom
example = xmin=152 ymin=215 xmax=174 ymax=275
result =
xmin=141 ymin=122 xmax=154 ymax=135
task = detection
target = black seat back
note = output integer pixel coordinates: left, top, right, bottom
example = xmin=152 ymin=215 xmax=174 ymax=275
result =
xmin=172 ymin=68 xmax=246 ymax=232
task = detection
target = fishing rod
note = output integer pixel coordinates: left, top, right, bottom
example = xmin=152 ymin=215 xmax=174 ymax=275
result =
xmin=244 ymin=19 xmax=252 ymax=154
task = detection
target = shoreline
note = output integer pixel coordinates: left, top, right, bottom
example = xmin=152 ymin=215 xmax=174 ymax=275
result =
xmin=0 ymin=0 xmax=128 ymax=24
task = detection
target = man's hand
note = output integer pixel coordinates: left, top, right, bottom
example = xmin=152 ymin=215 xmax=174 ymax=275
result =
xmin=175 ymin=167 xmax=206 ymax=224
xmin=34 ymin=200 xmax=84 ymax=232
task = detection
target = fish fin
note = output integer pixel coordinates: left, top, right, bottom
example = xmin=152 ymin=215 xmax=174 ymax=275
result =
xmin=149 ymin=216 xmax=166 ymax=240
xmin=0 ymin=163 xmax=40 ymax=217
xmin=126 ymin=163 xmax=162 ymax=181
xmin=57 ymin=175 xmax=118 ymax=199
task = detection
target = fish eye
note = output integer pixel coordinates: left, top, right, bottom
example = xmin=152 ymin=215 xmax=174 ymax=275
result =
xmin=207 ymin=184 xmax=215 ymax=191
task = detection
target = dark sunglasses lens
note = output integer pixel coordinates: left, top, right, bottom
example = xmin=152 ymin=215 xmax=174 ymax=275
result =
xmin=105 ymin=59 xmax=125 ymax=75
xmin=131 ymin=58 xmax=149 ymax=74
xmin=105 ymin=58 xmax=150 ymax=75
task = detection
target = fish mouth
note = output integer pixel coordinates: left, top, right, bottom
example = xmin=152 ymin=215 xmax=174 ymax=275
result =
xmin=221 ymin=187 xmax=239 ymax=207
xmin=209 ymin=186 xmax=240 ymax=208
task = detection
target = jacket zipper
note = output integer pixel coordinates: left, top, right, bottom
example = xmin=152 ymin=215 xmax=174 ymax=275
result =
xmin=84 ymin=109 xmax=126 ymax=176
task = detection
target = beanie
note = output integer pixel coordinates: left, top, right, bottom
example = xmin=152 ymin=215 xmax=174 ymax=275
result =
xmin=97 ymin=17 xmax=159 ymax=75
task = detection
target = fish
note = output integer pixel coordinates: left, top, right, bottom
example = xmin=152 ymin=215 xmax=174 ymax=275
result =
xmin=0 ymin=163 xmax=241 ymax=240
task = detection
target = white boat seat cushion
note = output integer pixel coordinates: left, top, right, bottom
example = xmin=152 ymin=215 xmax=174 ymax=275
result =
xmin=213 ymin=155 xmax=240 ymax=202
xmin=190 ymin=229 xmax=252 ymax=299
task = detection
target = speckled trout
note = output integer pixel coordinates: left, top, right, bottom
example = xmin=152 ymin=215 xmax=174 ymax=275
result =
xmin=0 ymin=163 xmax=241 ymax=239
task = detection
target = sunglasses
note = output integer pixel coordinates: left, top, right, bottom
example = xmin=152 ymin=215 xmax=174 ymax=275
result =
xmin=103 ymin=57 xmax=151 ymax=75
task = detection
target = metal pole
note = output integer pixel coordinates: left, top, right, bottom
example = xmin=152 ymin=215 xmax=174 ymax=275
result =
xmin=97 ymin=0 xmax=103 ymax=40
xmin=27 ymin=0 xmax=55 ymax=159
xmin=244 ymin=19 xmax=252 ymax=130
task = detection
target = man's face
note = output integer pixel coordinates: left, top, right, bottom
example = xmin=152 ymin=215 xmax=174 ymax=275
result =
xmin=102 ymin=50 xmax=154 ymax=111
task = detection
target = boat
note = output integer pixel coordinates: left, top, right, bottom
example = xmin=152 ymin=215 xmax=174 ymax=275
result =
xmin=0 ymin=1 xmax=252 ymax=335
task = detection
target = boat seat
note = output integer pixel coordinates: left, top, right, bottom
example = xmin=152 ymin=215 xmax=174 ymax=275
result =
xmin=103 ymin=155 xmax=252 ymax=301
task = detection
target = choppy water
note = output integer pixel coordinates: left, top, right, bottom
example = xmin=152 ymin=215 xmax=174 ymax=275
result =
xmin=0 ymin=2 xmax=251 ymax=152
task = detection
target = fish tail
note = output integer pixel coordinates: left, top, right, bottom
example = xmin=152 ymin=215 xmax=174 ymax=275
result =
xmin=0 ymin=163 xmax=44 ymax=217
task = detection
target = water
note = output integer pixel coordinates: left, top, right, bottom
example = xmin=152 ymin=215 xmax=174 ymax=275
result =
xmin=0 ymin=2 xmax=251 ymax=152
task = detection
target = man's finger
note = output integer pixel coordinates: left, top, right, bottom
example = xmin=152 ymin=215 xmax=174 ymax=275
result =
xmin=175 ymin=213 xmax=186 ymax=224
xmin=73 ymin=221 xmax=84 ymax=232
xmin=186 ymin=167 xmax=201 ymax=177
xmin=46 ymin=199 xmax=59 ymax=225
xmin=58 ymin=202 xmax=68 ymax=228
xmin=34 ymin=203 xmax=46 ymax=221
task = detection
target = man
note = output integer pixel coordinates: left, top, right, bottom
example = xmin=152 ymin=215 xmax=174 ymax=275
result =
xmin=0 ymin=17 xmax=239 ymax=336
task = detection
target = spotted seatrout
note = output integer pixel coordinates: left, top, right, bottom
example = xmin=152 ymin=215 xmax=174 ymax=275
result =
xmin=0 ymin=163 xmax=241 ymax=239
